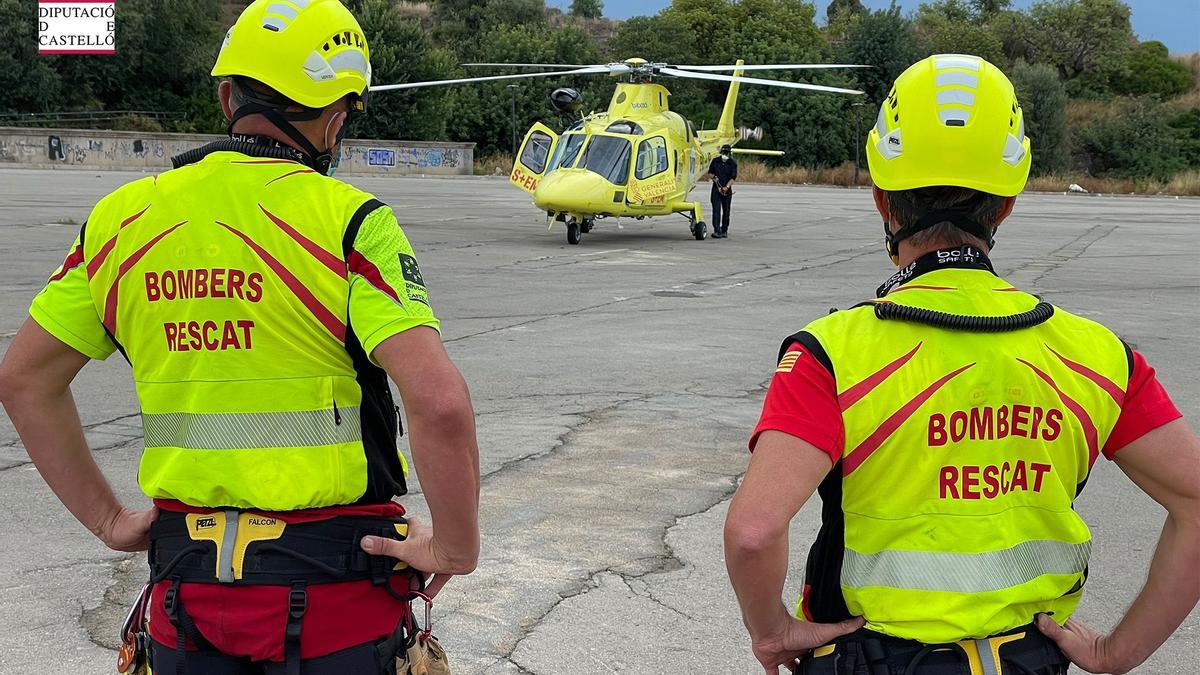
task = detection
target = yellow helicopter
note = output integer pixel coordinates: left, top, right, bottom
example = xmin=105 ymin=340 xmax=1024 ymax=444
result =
xmin=373 ymin=58 xmax=866 ymax=244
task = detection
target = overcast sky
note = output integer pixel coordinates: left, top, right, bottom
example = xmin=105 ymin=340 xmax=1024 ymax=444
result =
xmin=547 ymin=0 xmax=1200 ymax=54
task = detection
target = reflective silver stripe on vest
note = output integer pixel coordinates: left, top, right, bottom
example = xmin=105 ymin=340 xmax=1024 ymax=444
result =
xmin=842 ymin=539 xmax=1091 ymax=594
xmin=143 ymin=408 xmax=361 ymax=449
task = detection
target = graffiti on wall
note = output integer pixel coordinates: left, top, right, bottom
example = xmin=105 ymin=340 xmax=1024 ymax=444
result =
xmin=1 ymin=131 xmax=472 ymax=174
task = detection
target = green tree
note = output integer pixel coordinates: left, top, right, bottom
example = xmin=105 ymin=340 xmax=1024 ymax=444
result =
xmin=445 ymin=22 xmax=603 ymax=154
xmin=1112 ymin=41 xmax=1194 ymax=99
xmin=838 ymin=4 xmax=921 ymax=106
xmin=570 ymin=0 xmax=603 ymax=19
xmin=1010 ymin=61 xmax=1068 ymax=173
xmin=0 ymin=0 xmax=67 ymax=115
xmin=826 ymin=0 xmax=865 ymax=23
xmin=432 ymin=0 xmax=547 ymax=52
xmin=1021 ymin=0 xmax=1135 ymax=88
xmin=914 ymin=1 xmax=1007 ymax=66
xmin=346 ymin=0 xmax=457 ymax=141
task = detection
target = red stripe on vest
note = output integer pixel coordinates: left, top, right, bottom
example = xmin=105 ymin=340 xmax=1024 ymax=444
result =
xmin=49 ymin=243 xmax=85 ymax=282
xmin=219 ymin=221 xmax=346 ymax=342
xmin=839 ymin=342 xmax=923 ymax=411
xmin=1047 ymin=345 xmax=1125 ymax=406
xmin=843 ymin=362 xmax=975 ymax=476
xmin=102 ymin=221 xmax=186 ymax=333
xmin=258 ymin=205 xmax=345 ymax=278
xmin=347 ymin=251 xmax=401 ymax=303
xmin=265 ymin=168 xmax=316 ymax=186
xmin=1018 ymin=358 xmax=1100 ymax=466
xmin=88 ymin=204 xmax=152 ymax=278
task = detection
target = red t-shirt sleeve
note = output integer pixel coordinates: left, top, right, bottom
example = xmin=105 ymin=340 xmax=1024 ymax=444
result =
xmin=1103 ymin=349 xmax=1182 ymax=459
xmin=749 ymin=342 xmax=845 ymax=465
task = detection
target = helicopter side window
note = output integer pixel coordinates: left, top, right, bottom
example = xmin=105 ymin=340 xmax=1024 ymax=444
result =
xmin=635 ymin=136 xmax=669 ymax=180
xmin=519 ymin=130 xmax=554 ymax=174
xmin=550 ymin=133 xmax=586 ymax=170
xmin=579 ymin=135 xmax=632 ymax=185
xmin=605 ymin=120 xmax=643 ymax=135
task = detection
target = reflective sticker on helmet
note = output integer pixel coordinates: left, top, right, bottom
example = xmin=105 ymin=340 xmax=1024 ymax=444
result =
xmin=1002 ymin=133 xmax=1026 ymax=166
xmin=935 ymin=55 xmax=982 ymax=71
xmin=304 ymin=51 xmax=337 ymax=82
xmin=877 ymin=129 xmax=903 ymax=160
xmin=267 ymin=3 xmax=300 ymax=21
xmin=936 ymin=90 xmax=975 ymax=107
xmin=875 ymin=105 xmax=889 ymax=137
xmin=935 ymin=71 xmax=979 ymax=89
xmin=328 ymin=50 xmax=370 ymax=80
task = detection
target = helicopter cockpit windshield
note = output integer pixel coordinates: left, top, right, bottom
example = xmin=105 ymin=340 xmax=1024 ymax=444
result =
xmin=549 ymin=132 xmax=586 ymax=171
xmin=578 ymin=135 xmax=631 ymax=185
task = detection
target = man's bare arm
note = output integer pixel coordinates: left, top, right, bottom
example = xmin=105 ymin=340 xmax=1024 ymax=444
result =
xmin=364 ymin=326 xmax=480 ymax=576
xmin=0 ymin=319 xmax=155 ymax=551
xmin=725 ymin=430 xmax=862 ymax=672
xmin=1038 ymin=419 xmax=1200 ymax=673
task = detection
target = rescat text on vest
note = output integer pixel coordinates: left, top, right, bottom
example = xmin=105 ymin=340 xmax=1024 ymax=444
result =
xmin=929 ymin=404 xmax=1063 ymax=500
xmin=145 ymin=268 xmax=263 ymax=352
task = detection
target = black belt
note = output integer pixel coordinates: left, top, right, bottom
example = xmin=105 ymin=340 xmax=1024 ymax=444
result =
xmin=149 ymin=509 xmax=412 ymax=586
xmin=799 ymin=623 xmax=1069 ymax=675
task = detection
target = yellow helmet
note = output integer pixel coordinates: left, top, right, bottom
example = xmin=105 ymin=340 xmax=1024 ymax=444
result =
xmin=866 ymin=54 xmax=1031 ymax=197
xmin=212 ymin=0 xmax=371 ymax=110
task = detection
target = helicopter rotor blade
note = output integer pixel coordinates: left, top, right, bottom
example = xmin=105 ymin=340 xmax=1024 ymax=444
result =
xmin=371 ymin=66 xmax=614 ymax=92
xmin=670 ymin=63 xmax=871 ymax=72
xmin=656 ymin=67 xmax=864 ymax=96
xmin=462 ymin=62 xmax=594 ymax=69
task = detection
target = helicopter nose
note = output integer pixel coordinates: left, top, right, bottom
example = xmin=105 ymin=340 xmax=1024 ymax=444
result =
xmin=533 ymin=170 xmax=620 ymax=214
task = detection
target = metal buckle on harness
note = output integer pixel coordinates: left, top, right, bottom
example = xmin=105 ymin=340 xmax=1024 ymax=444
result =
xmin=288 ymin=586 xmax=307 ymax=621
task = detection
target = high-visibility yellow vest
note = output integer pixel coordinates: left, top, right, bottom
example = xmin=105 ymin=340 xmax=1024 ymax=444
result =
xmin=30 ymin=151 xmax=439 ymax=510
xmin=790 ymin=265 xmax=1128 ymax=643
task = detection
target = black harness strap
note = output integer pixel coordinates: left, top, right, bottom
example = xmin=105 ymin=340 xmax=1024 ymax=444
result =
xmin=163 ymin=577 xmax=215 ymax=675
xmin=285 ymin=581 xmax=308 ymax=675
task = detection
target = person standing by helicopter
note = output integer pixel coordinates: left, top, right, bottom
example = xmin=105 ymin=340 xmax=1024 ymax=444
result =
xmin=708 ymin=144 xmax=738 ymax=239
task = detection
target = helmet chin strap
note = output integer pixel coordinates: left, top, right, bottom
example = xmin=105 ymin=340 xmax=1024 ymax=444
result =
xmin=883 ymin=195 xmax=997 ymax=266
xmin=227 ymin=84 xmax=350 ymax=176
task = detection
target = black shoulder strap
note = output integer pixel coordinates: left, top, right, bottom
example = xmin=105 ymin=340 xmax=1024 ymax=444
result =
xmin=342 ymin=198 xmax=387 ymax=259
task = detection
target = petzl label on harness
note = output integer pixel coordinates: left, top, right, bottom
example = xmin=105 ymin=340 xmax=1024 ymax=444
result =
xmin=185 ymin=512 xmax=231 ymax=580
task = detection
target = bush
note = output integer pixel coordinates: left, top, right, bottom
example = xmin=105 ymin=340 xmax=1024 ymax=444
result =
xmin=1010 ymin=61 xmax=1069 ymax=174
xmin=1073 ymin=98 xmax=1187 ymax=181
xmin=1112 ymin=41 xmax=1194 ymax=99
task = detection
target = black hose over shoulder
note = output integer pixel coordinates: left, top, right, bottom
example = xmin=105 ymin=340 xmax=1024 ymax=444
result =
xmin=171 ymin=139 xmax=305 ymax=169
xmin=872 ymin=301 xmax=1055 ymax=332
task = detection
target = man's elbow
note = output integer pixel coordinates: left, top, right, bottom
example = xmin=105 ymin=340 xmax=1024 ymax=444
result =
xmin=723 ymin=514 xmax=785 ymax=559
xmin=444 ymin=551 xmax=479 ymax=575
xmin=408 ymin=385 xmax=474 ymax=430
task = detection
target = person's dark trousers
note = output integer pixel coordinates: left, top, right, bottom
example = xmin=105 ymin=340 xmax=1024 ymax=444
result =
xmin=150 ymin=636 xmax=402 ymax=674
xmin=711 ymin=186 xmax=732 ymax=236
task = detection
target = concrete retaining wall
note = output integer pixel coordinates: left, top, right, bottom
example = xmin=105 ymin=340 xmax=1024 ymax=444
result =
xmin=0 ymin=127 xmax=474 ymax=175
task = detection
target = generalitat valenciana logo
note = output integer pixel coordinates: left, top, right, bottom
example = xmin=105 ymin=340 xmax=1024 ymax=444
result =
xmin=39 ymin=0 xmax=116 ymax=55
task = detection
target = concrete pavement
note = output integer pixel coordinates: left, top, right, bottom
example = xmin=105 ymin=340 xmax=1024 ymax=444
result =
xmin=0 ymin=168 xmax=1196 ymax=674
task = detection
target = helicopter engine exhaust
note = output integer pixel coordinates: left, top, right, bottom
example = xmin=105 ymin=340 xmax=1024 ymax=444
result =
xmin=550 ymin=88 xmax=584 ymax=118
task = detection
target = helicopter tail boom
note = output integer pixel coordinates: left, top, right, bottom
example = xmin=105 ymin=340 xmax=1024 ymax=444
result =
xmin=716 ymin=59 xmax=744 ymax=138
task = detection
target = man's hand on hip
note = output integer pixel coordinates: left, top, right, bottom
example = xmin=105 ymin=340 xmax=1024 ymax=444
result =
xmin=361 ymin=517 xmax=474 ymax=582
xmin=99 ymin=506 xmax=158 ymax=553
xmin=751 ymin=615 xmax=864 ymax=674
xmin=1037 ymin=614 xmax=1128 ymax=674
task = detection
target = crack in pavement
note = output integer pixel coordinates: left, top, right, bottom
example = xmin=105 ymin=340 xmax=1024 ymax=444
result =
xmin=1006 ymin=224 xmax=1118 ymax=291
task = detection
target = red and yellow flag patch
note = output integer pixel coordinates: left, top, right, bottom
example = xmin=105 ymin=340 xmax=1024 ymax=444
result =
xmin=777 ymin=351 xmax=802 ymax=373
